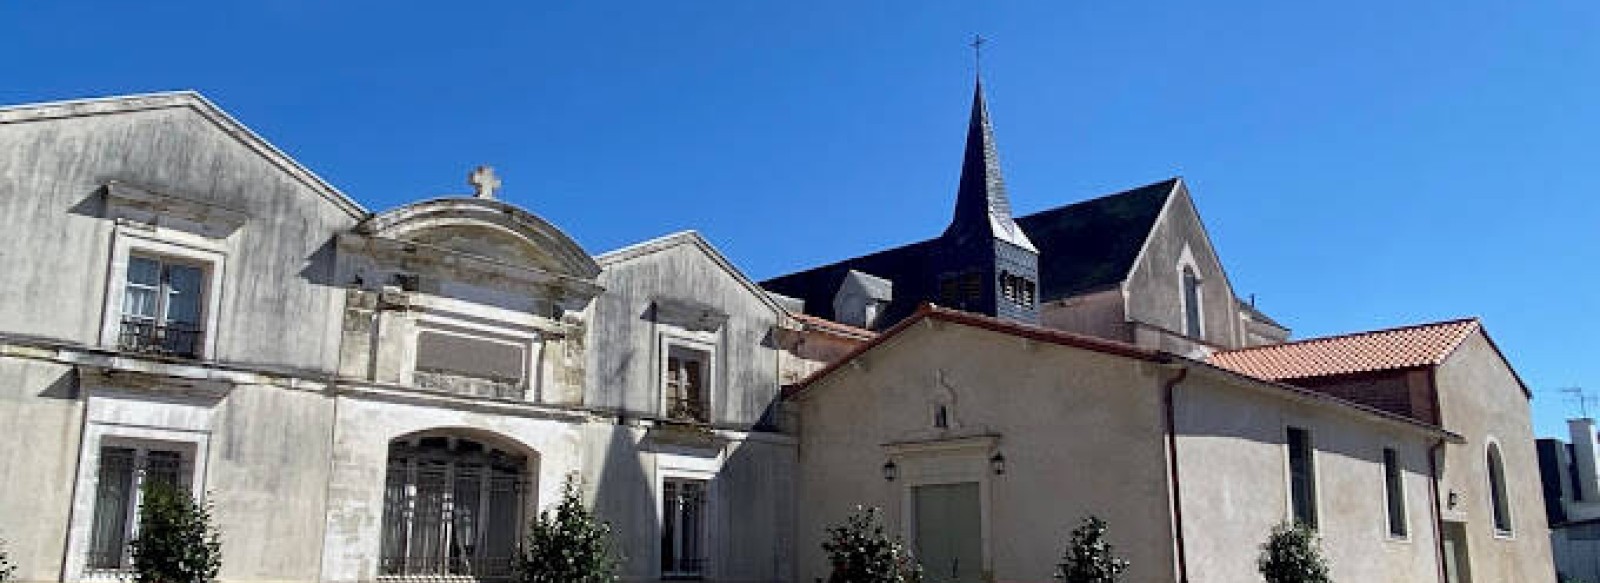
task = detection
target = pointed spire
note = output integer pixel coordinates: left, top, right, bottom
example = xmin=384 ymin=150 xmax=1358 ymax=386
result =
xmin=943 ymin=77 xmax=1036 ymax=252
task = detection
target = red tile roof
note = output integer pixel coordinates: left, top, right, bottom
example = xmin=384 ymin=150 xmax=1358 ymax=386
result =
xmin=791 ymin=313 xmax=876 ymax=341
xmin=1208 ymin=318 xmax=1481 ymax=381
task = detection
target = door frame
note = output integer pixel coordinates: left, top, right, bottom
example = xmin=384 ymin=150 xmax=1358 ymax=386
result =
xmin=885 ymin=435 xmax=998 ymax=578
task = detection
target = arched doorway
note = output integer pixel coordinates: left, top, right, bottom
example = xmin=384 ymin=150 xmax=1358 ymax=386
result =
xmin=378 ymin=430 xmax=535 ymax=581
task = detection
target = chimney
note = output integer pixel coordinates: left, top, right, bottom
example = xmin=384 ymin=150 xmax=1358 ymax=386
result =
xmin=1569 ymin=418 xmax=1600 ymax=502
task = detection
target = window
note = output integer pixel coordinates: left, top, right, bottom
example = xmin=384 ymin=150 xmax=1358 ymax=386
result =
xmin=1287 ymin=427 xmax=1318 ymax=528
xmin=665 ymin=346 xmax=710 ymax=423
xmin=937 ymin=272 xmax=983 ymax=309
xmin=1488 ymin=443 xmax=1512 ymax=535
xmin=119 ymin=256 xmax=206 ymax=358
xmin=1383 ymin=448 xmax=1407 ymax=538
xmin=379 ymin=436 xmax=526 ymax=581
xmin=662 ymin=478 xmax=707 ymax=578
xmin=998 ymin=272 xmax=1036 ymax=308
xmin=1182 ymin=266 xmax=1202 ymax=338
xmin=86 ymin=445 xmax=190 ymax=572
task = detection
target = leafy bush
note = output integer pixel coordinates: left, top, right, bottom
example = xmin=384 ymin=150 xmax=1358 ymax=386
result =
xmin=0 ymin=537 xmax=16 ymax=583
xmin=820 ymin=506 xmax=922 ymax=583
xmin=1055 ymin=516 xmax=1129 ymax=583
xmin=514 ymin=475 xmax=620 ymax=583
xmin=129 ymin=481 xmax=222 ymax=583
xmin=1257 ymin=522 xmax=1330 ymax=583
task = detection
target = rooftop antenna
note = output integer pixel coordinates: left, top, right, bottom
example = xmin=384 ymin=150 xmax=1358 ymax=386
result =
xmin=1562 ymin=386 xmax=1595 ymax=418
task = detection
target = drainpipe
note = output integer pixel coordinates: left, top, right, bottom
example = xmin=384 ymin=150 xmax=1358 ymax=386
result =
xmin=1162 ymin=363 xmax=1191 ymax=583
xmin=1429 ymin=439 xmax=1448 ymax=583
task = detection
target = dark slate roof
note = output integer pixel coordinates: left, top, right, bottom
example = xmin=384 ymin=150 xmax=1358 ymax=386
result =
xmin=761 ymin=178 xmax=1179 ymax=327
xmin=1015 ymin=178 xmax=1177 ymax=300
xmin=943 ymin=80 xmax=1035 ymax=252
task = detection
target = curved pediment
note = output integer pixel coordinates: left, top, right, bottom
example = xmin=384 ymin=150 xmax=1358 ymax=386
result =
xmin=358 ymin=198 xmax=600 ymax=281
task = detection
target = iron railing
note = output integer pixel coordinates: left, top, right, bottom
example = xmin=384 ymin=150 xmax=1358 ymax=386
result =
xmin=666 ymin=396 xmax=709 ymax=424
xmin=118 ymin=318 xmax=203 ymax=358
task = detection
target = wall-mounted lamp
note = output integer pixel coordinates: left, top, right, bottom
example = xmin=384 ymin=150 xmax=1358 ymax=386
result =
xmin=883 ymin=460 xmax=899 ymax=482
xmin=990 ymin=452 xmax=1007 ymax=475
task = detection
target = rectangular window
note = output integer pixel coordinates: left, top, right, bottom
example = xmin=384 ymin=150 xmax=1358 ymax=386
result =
xmin=665 ymin=347 xmax=709 ymax=423
xmin=87 ymin=445 xmax=189 ymax=572
xmin=1287 ymin=427 xmax=1318 ymax=528
xmin=119 ymin=256 xmax=206 ymax=358
xmin=1383 ymin=448 xmax=1407 ymax=537
xmin=661 ymin=478 xmax=707 ymax=578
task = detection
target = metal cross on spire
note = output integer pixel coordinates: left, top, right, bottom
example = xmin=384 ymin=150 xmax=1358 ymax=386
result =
xmin=971 ymin=34 xmax=987 ymax=73
xmin=469 ymin=165 xmax=501 ymax=199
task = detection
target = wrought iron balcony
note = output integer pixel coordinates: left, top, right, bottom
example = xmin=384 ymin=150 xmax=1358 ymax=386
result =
xmin=666 ymin=396 xmax=709 ymax=424
xmin=118 ymin=318 xmax=203 ymax=358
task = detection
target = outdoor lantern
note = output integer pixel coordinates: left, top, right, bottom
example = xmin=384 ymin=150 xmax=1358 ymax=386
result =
xmin=882 ymin=459 xmax=898 ymax=481
xmin=990 ymin=451 xmax=1007 ymax=475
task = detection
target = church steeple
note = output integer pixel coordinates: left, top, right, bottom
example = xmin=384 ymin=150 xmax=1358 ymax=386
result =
xmin=942 ymin=78 xmax=1037 ymax=253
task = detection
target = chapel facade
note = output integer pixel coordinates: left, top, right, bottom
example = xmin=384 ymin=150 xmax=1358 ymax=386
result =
xmin=0 ymin=85 xmax=1556 ymax=583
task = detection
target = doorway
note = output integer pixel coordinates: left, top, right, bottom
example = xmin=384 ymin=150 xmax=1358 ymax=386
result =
xmin=913 ymin=482 xmax=983 ymax=583
xmin=1442 ymin=520 xmax=1473 ymax=583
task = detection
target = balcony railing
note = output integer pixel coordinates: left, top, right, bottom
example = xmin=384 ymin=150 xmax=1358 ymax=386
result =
xmin=118 ymin=318 xmax=203 ymax=358
xmin=666 ymin=396 xmax=709 ymax=424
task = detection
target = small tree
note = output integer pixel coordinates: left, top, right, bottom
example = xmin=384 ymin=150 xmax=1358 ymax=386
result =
xmin=514 ymin=475 xmax=620 ymax=583
xmin=1055 ymin=516 xmax=1129 ymax=583
xmin=820 ymin=506 xmax=921 ymax=583
xmin=129 ymin=481 xmax=222 ymax=583
xmin=0 ymin=537 xmax=17 ymax=583
xmin=1257 ymin=522 xmax=1331 ymax=583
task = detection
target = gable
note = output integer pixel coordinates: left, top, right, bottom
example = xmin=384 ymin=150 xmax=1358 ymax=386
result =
xmin=1014 ymin=178 xmax=1177 ymax=300
xmin=599 ymin=231 xmax=788 ymax=318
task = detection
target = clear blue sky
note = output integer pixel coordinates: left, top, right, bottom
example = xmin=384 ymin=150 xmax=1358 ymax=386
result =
xmin=3 ymin=2 xmax=1595 ymax=437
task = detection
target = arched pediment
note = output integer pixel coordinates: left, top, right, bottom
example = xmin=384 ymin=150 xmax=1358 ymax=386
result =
xmin=358 ymin=198 xmax=600 ymax=281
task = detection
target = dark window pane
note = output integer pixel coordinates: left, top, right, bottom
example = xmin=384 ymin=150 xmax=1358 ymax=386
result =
xmin=1288 ymin=427 xmax=1317 ymax=528
xmin=1384 ymin=448 xmax=1407 ymax=537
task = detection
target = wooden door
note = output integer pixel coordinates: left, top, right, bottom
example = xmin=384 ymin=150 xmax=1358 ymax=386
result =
xmin=913 ymin=482 xmax=983 ymax=583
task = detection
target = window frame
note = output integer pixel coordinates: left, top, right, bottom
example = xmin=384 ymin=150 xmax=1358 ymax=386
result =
xmin=80 ymin=436 xmax=199 ymax=577
xmin=1285 ymin=426 xmax=1319 ymax=529
xmin=660 ymin=477 xmax=710 ymax=579
xmin=1175 ymin=245 xmax=1206 ymax=341
xmin=99 ymin=226 xmax=226 ymax=360
xmin=377 ymin=435 xmax=529 ymax=580
xmin=1381 ymin=447 xmax=1409 ymax=540
xmin=658 ymin=329 xmax=716 ymax=424
xmin=1487 ymin=440 xmax=1514 ymax=538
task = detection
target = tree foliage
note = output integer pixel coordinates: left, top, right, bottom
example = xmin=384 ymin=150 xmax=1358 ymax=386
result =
xmin=1055 ymin=516 xmax=1129 ymax=583
xmin=821 ymin=506 xmax=922 ymax=583
xmin=1257 ymin=522 xmax=1331 ymax=583
xmin=0 ymin=537 xmax=16 ymax=583
xmin=514 ymin=475 xmax=620 ymax=583
xmin=129 ymin=481 xmax=222 ymax=583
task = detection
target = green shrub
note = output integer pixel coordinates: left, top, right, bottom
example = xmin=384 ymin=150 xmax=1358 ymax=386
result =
xmin=514 ymin=475 xmax=620 ymax=583
xmin=129 ymin=481 xmax=222 ymax=583
xmin=1257 ymin=522 xmax=1330 ymax=583
xmin=0 ymin=537 xmax=16 ymax=583
xmin=1055 ymin=516 xmax=1129 ymax=583
xmin=820 ymin=506 xmax=922 ymax=583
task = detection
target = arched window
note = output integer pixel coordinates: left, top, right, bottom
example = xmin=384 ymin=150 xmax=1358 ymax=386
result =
xmin=1182 ymin=267 xmax=1203 ymax=338
xmin=380 ymin=433 xmax=530 ymax=581
xmin=1488 ymin=443 xmax=1512 ymax=534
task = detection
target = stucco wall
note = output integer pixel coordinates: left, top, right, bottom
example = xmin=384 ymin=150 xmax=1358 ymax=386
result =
xmin=589 ymin=239 xmax=784 ymax=428
xmin=1122 ymin=189 xmax=1240 ymax=350
xmin=0 ymin=105 xmax=358 ymax=373
xmin=794 ymin=323 xmax=1176 ymax=583
xmin=1435 ymin=331 xmax=1556 ymax=582
xmin=0 ymin=356 xmax=84 ymax=583
xmin=1175 ymin=372 xmax=1442 ymax=583
xmin=1038 ymin=288 xmax=1128 ymax=342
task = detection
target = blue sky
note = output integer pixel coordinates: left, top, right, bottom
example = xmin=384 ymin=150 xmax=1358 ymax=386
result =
xmin=3 ymin=2 xmax=1595 ymax=437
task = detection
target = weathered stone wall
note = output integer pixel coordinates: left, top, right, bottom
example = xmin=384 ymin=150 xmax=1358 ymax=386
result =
xmin=0 ymin=101 xmax=359 ymax=373
xmin=0 ymin=356 xmax=84 ymax=583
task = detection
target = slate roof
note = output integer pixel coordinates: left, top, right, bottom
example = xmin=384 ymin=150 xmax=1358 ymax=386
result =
xmin=760 ymin=178 xmax=1179 ymax=327
xmin=1208 ymin=318 xmax=1482 ymax=381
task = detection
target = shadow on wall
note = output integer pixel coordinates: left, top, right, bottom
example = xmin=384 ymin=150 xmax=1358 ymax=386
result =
xmin=588 ymin=424 xmax=660 ymax=579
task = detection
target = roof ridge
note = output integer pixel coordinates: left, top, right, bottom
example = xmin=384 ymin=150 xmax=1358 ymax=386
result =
xmin=1014 ymin=176 xmax=1181 ymax=220
xmin=1214 ymin=316 xmax=1480 ymax=356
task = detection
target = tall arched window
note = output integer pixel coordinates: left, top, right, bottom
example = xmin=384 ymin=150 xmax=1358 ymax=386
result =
xmin=1488 ymin=443 xmax=1512 ymax=534
xmin=380 ymin=433 xmax=530 ymax=581
xmin=1182 ymin=267 xmax=1203 ymax=338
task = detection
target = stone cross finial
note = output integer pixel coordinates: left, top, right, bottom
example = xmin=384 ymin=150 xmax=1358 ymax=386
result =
xmin=469 ymin=165 xmax=501 ymax=199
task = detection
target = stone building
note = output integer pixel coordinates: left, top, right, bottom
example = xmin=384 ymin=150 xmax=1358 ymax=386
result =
xmin=0 ymin=82 xmax=1555 ymax=583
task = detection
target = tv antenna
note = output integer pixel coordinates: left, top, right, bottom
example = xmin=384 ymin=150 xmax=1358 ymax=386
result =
xmin=1562 ymin=386 xmax=1596 ymax=418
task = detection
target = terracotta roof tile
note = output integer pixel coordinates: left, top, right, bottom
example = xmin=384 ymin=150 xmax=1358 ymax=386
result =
xmin=791 ymin=313 xmax=876 ymax=341
xmin=1208 ymin=318 xmax=1480 ymax=381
